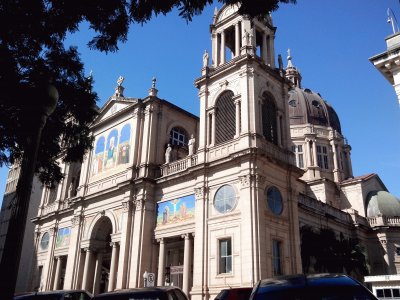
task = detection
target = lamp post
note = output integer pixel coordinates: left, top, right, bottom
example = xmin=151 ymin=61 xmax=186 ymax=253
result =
xmin=143 ymin=271 xmax=148 ymax=287
xmin=0 ymin=81 xmax=58 ymax=299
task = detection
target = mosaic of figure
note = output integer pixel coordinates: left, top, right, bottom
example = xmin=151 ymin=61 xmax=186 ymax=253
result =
xmin=92 ymin=137 xmax=105 ymax=175
xmin=156 ymin=194 xmax=195 ymax=226
xmin=118 ymin=124 xmax=131 ymax=165
xmin=105 ymin=129 xmax=118 ymax=169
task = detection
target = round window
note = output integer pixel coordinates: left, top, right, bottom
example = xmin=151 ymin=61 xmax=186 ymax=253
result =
xmin=214 ymin=185 xmax=237 ymax=213
xmin=265 ymin=186 xmax=283 ymax=215
xmin=288 ymin=99 xmax=297 ymax=107
xmin=40 ymin=232 xmax=50 ymax=250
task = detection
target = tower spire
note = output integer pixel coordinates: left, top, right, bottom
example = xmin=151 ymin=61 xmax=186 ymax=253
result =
xmin=285 ymin=49 xmax=302 ymax=88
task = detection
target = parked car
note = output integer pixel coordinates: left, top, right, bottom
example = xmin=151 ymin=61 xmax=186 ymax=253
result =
xmin=249 ymin=274 xmax=378 ymax=300
xmin=92 ymin=286 xmax=188 ymax=300
xmin=215 ymin=287 xmax=253 ymax=300
xmin=14 ymin=290 xmax=92 ymax=300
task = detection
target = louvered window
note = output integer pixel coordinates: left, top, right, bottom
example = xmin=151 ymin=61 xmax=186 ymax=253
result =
xmin=262 ymin=96 xmax=278 ymax=145
xmin=215 ymin=91 xmax=235 ymax=145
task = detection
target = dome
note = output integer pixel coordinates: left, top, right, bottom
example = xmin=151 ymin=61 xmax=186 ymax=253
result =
xmin=366 ymin=190 xmax=400 ymax=218
xmin=288 ymin=87 xmax=342 ymax=134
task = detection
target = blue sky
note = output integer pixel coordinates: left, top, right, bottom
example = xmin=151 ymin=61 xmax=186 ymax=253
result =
xmin=1 ymin=0 xmax=400 ymax=207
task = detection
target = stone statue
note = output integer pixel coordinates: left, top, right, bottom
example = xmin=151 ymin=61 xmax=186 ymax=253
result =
xmin=68 ymin=182 xmax=74 ymax=198
xmin=117 ymin=75 xmax=124 ymax=86
xmin=203 ymin=50 xmax=209 ymax=67
xmin=188 ymin=134 xmax=196 ymax=155
xmin=165 ymin=144 xmax=172 ymax=163
xmin=244 ymin=30 xmax=250 ymax=45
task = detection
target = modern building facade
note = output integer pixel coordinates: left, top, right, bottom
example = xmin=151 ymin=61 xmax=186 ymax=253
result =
xmin=2 ymin=5 xmax=400 ymax=299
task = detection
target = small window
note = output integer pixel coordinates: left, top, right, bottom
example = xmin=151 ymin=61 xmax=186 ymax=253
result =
xmin=219 ymin=238 xmax=232 ymax=274
xmin=170 ymin=127 xmax=188 ymax=147
xmin=312 ymin=100 xmax=320 ymax=107
xmin=214 ymin=185 xmax=237 ymax=214
xmin=265 ymin=186 xmax=283 ymax=215
xmin=317 ymin=145 xmax=329 ymax=170
xmin=272 ymin=240 xmax=282 ymax=276
xmin=288 ymin=99 xmax=297 ymax=107
xmin=396 ymin=247 xmax=400 ymax=255
xmin=40 ymin=232 xmax=50 ymax=250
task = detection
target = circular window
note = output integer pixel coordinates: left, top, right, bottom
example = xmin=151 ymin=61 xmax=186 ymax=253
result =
xmin=265 ymin=186 xmax=283 ymax=215
xmin=40 ymin=232 xmax=50 ymax=250
xmin=214 ymin=185 xmax=237 ymax=213
xmin=288 ymin=99 xmax=297 ymax=107
xmin=311 ymin=100 xmax=320 ymax=108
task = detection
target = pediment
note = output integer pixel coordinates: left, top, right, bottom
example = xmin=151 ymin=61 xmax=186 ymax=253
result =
xmin=94 ymin=97 xmax=137 ymax=124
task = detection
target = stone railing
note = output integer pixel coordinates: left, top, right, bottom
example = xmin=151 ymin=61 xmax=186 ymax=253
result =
xmin=161 ymin=154 xmax=198 ymax=176
xmin=368 ymin=215 xmax=400 ymax=227
xmin=259 ymin=139 xmax=295 ymax=166
xmin=39 ymin=200 xmax=70 ymax=217
xmin=298 ymin=194 xmax=353 ymax=224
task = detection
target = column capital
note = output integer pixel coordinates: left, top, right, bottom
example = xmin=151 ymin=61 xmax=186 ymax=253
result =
xmin=239 ymin=174 xmax=252 ymax=188
xmin=181 ymin=233 xmax=192 ymax=240
xmin=110 ymin=241 xmax=120 ymax=248
xmin=122 ymin=200 xmax=133 ymax=212
xmin=157 ymin=238 xmax=164 ymax=244
xmin=194 ymin=187 xmax=207 ymax=200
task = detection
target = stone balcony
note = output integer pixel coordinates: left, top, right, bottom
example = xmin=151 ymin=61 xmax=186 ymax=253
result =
xmin=368 ymin=215 xmax=400 ymax=228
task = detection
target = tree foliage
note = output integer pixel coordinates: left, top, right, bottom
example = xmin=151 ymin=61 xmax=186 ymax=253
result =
xmin=300 ymin=226 xmax=369 ymax=280
xmin=0 ymin=0 xmax=295 ymax=187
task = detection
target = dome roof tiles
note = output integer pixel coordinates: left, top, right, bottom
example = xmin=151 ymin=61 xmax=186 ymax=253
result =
xmin=366 ymin=190 xmax=400 ymax=218
xmin=288 ymin=87 xmax=342 ymax=134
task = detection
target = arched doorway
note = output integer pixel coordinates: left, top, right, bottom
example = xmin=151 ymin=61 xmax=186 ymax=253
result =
xmin=83 ymin=216 xmax=113 ymax=294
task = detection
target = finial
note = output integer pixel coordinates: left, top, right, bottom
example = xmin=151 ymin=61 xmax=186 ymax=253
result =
xmin=149 ymin=76 xmax=158 ymax=97
xmin=117 ymin=75 xmax=124 ymax=86
xmin=114 ymin=75 xmax=125 ymax=97
xmin=214 ymin=7 xmax=218 ymax=16
xmin=286 ymin=48 xmax=294 ymax=69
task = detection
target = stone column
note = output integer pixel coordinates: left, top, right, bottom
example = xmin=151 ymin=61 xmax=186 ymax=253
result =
xmin=157 ymin=238 xmax=165 ymax=286
xmin=116 ymin=200 xmax=133 ymax=289
xmin=276 ymin=113 xmax=282 ymax=147
xmin=93 ymin=251 xmax=104 ymax=295
xmin=304 ymin=138 xmax=312 ymax=167
xmin=53 ymin=256 xmax=63 ymax=290
xmin=312 ymin=139 xmax=318 ymax=167
xmin=191 ymin=187 xmax=208 ymax=300
xmin=330 ymin=139 xmax=340 ymax=182
xmin=182 ymin=234 xmax=192 ymax=296
xmin=235 ymin=23 xmax=240 ymax=56
xmin=82 ymin=248 xmax=94 ymax=291
xmin=210 ymin=111 xmax=215 ymax=146
xmin=234 ymin=98 xmax=241 ymax=138
xmin=345 ymin=146 xmax=353 ymax=177
xmin=108 ymin=242 xmax=120 ymax=291
xmin=212 ymin=33 xmax=218 ymax=67
xmin=262 ymin=31 xmax=268 ymax=64
xmin=43 ymin=227 xmax=57 ymax=290
xmin=64 ymin=213 xmax=83 ymax=289
xmin=220 ymin=31 xmax=226 ymax=65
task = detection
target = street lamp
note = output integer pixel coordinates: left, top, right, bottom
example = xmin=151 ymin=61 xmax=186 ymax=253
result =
xmin=0 ymin=81 xmax=58 ymax=299
xmin=143 ymin=271 xmax=149 ymax=287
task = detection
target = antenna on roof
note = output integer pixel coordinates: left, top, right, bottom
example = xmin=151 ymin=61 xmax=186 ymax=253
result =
xmin=387 ymin=8 xmax=399 ymax=34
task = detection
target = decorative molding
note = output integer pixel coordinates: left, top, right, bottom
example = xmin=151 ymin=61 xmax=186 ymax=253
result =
xmin=255 ymin=175 xmax=266 ymax=187
xmin=71 ymin=214 xmax=82 ymax=228
xmin=134 ymin=199 xmax=144 ymax=211
xmin=239 ymin=175 xmax=251 ymax=188
xmin=122 ymin=201 xmax=132 ymax=212
xmin=194 ymin=187 xmax=207 ymax=200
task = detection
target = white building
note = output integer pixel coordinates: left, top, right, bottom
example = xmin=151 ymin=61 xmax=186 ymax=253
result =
xmin=3 ymin=5 xmax=400 ymax=299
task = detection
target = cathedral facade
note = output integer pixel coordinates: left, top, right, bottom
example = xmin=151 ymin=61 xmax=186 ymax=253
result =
xmin=3 ymin=5 xmax=400 ymax=299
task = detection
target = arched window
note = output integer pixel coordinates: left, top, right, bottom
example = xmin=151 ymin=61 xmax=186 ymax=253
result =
xmin=262 ymin=94 xmax=278 ymax=145
xmin=169 ymin=127 xmax=188 ymax=147
xmin=215 ymin=90 xmax=235 ymax=145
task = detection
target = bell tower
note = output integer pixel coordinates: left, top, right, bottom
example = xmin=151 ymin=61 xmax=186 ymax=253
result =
xmin=195 ymin=4 xmax=293 ymax=157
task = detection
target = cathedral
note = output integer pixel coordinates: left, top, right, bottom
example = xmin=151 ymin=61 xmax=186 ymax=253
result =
xmin=2 ymin=4 xmax=400 ymax=299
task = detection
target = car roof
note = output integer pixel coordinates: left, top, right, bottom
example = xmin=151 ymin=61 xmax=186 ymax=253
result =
xmin=258 ymin=274 xmax=361 ymax=290
xmin=93 ymin=287 xmax=183 ymax=298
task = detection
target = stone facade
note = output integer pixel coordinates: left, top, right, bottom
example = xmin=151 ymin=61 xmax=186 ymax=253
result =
xmin=2 ymin=4 xmax=400 ymax=299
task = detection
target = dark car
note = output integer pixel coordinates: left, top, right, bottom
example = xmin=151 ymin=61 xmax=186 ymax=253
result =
xmin=14 ymin=290 xmax=92 ymax=300
xmin=249 ymin=274 xmax=378 ymax=300
xmin=215 ymin=287 xmax=253 ymax=300
xmin=92 ymin=286 xmax=188 ymax=300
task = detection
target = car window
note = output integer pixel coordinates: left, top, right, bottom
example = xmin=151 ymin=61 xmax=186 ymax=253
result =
xmin=167 ymin=291 xmax=178 ymax=300
xmin=172 ymin=290 xmax=187 ymax=300
xmin=237 ymin=289 xmax=252 ymax=300
xmin=255 ymin=285 xmax=376 ymax=300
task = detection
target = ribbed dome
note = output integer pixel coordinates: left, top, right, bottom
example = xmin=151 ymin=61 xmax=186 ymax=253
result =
xmin=288 ymin=87 xmax=342 ymax=134
xmin=366 ymin=190 xmax=400 ymax=218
